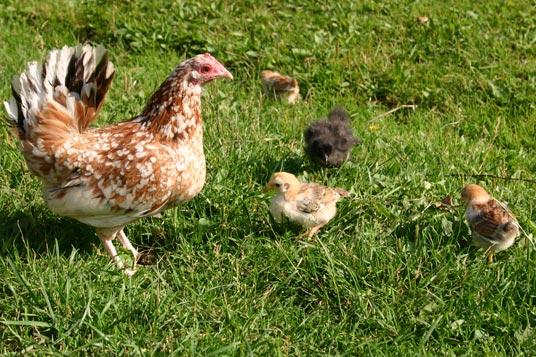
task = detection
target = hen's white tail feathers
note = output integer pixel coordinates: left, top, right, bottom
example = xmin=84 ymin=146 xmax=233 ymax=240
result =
xmin=4 ymin=44 xmax=115 ymax=141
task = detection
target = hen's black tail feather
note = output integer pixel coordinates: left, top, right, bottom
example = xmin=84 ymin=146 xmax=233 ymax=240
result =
xmin=4 ymin=44 xmax=115 ymax=139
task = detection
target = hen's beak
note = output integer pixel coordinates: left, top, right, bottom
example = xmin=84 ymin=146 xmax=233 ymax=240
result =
xmin=222 ymin=67 xmax=233 ymax=80
xmin=217 ymin=65 xmax=233 ymax=80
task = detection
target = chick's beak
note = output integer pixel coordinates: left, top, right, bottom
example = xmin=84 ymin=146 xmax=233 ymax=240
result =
xmin=263 ymin=182 xmax=274 ymax=192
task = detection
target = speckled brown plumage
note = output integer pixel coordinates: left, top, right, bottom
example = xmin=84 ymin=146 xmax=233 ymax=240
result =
xmin=461 ymin=184 xmax=520 ymax=263
xmin=4 ymin=45 xmax=232 ymax=275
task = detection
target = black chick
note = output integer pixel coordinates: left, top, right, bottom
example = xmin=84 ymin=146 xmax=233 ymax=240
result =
xmin=304 ymin=107 xmax=361 ymax=167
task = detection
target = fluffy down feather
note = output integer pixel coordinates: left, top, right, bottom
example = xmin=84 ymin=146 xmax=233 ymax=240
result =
xmin=304 ymin=107 xmax=361 ymax=167
xmin=266 ymin=172 xmax=349 ymax=238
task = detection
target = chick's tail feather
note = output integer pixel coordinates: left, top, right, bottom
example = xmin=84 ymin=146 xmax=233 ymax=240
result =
xmin=4 ymin=44 xmax=115 ymax=149
xmin=335 ymin=188 xmax=350 ymax=198
xmin=503 ymin=221 xmax=519 ymax=233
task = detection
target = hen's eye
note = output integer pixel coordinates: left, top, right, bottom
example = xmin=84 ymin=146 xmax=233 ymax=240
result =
xmin=200 ymin=65 xmax=211 ymax=74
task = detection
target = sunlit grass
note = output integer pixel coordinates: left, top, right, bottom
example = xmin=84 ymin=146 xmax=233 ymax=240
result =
xmin=1 ymin=0 xmax=535 ymax=354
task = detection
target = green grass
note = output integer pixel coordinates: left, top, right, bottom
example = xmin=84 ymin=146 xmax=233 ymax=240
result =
xmin=1 ymin=0 xmax=536 ymax=354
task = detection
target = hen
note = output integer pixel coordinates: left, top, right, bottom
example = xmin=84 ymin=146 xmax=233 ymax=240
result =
xmin=265 ymin=172 xmax=349 ymax=238
xmin=461 ymin=184 xmax=520 ymax=263
xmin=304 ymin=107 xmax=360 ymax=167
xmin=260 ymin=70 xmax=300 ymax=104
xmin=4 ymin=44 xmax=232 ymax=275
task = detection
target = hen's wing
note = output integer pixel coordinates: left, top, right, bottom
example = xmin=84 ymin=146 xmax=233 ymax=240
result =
xmin=44 ymin=124 xmax=182 ymax=226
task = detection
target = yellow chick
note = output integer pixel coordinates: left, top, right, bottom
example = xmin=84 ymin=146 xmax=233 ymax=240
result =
xmin=461 ymin=184 xmax=520 ymax=263
xmin=265 ymin=172 xmax=349 ymax=238
xmin=260 ymin=70 xmax=300 ymax=104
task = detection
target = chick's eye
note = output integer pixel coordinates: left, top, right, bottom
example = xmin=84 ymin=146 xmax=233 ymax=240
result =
xmin=275 ymin=183 xmax=281 ymax=187
xmin=200 ymin=65 xmax=211 ymax=74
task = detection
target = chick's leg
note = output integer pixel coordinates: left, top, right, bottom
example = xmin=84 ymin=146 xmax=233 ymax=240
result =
xmin=306 ymin=225 xmax=324 ymax=239
xmin=487 ymin=252 xmax=494 ymax=264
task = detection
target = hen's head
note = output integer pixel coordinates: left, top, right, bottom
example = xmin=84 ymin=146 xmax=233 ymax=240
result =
xmin=183 ymin=53 xmax=233 ymax=85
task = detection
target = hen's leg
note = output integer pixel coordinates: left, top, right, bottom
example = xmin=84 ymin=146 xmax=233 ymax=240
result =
xmin=118 ymin=229 xmax=139 ymax=262
xmin=96 ymin=227 xmax=124 ymax=268
xmin=96 ymin=227 xmax=136 ymax=276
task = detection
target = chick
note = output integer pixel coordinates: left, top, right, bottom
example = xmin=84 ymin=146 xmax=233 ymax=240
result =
xmin=304 ymin=107 xmax=361 ymax=167
xmin=461 ymin=184 xmax=520 ymax=263
xmin=261 ymin=70 xmax=300 ymax=104
xmin=265 ymin=172 xmax=349 ymax=238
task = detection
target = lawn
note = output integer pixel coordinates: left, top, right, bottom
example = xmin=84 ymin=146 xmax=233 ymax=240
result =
xmin=1 ymin=0 xmax=535 ymax=354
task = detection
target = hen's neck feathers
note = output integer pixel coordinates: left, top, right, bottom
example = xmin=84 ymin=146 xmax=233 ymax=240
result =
xmin=138 ymin=64 xmax=202 ymax=142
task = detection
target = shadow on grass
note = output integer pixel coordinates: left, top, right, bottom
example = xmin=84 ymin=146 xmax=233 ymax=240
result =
xmin=386 ymin=211 xmax=496 ymax=262
xmin=245 ymin=150 xmax=330 ymax=188
xmin=0 ymin=150 xmax=346 ymax=261
xmin=0 ymin=207 xmax=97 ymax=258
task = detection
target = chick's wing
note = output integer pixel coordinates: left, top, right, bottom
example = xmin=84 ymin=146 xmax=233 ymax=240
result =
xmin=470 ymin=200 xmax=514 ymax=241
xmin=295 ymin=183 xmax=336 ymax=213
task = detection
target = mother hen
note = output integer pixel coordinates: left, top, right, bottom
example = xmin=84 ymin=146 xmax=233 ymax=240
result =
xmin=4 ymin=44 xmax=232 ymax=275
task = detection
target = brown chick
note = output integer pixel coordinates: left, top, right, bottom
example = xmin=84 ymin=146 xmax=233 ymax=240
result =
xmin=261 ymin=70 xmax=300 ymax=104
xmin=265 ymin=172 xmax=349 ymax=238
xmin=461 ymin=184 xmax=520 ymax=263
